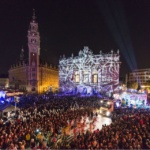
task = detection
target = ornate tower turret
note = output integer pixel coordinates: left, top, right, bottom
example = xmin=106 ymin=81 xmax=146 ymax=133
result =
xmin=27 ymin=9 xmax=40 ymax=93
xmin=20 ymin=47 xmax=24 ymax=61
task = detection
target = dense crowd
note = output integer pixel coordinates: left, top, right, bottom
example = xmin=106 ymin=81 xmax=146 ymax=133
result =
xmin=0 ymin=94 xmax=150 ymax=149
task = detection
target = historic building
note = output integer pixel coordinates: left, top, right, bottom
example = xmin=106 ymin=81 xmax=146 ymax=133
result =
xmin=0 ymin=74 xmax=9 ymax=88
xmin=59 ymin=46 xmax=120 ymax=94
xmin=9 ymin=11 xmax=58 ymax=93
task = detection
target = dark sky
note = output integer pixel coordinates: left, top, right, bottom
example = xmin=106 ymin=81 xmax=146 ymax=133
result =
xmin=0 ymin=0 xmax=149 ymax=77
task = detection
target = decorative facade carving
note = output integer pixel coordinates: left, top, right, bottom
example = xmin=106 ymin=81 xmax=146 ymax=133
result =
xmin=59 ymin=46 xmax=120 ymax=94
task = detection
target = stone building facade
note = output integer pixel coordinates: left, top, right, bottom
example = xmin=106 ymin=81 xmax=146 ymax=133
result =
xmin=59 ymin=46 xmax=120 ymax=94
xmin=8 ymin=11 xmax=58 ymax=93
xmin=0 ymin=74 xmax=9 ymax=88
xmin=128 ymin=68 xmax=150 ymax=84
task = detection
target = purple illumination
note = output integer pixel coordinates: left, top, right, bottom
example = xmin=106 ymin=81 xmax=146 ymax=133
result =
xmin=0 ymin=91 xmax=5 ymax=98
xmin=59 ymin=47 xmax=120 ymax=95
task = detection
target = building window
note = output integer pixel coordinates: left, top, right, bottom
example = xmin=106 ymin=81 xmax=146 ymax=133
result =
xmin=31 ymin=39 xmax=36 ymax=43
xmin=32 ymin=87 xmax=35 ymax=91
xmin=83 ymin=74 xmax=89 ymax=83
xmin=31 ymin=80 xmax=37 ymax=86
xmin=32 ymin=73 xmax=36 ymax=77
xmin=92 ymin=74 xmax=98 ymax=83
xmin=75 ymin=74 xmax=80 ymax=83
xmin=32 ymin=68 xmax=36 ymax=71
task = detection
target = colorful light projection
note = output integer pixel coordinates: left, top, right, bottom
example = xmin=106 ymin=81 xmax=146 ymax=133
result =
xmin=59 ymin=46 xmax=120 ymax=94
xmin=0 ymin=91 xmax=6 ymax=98
xmin=113 ymin=92 xmax=147 ymax=107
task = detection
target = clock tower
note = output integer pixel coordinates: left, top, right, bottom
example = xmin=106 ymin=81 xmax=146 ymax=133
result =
xmin=27 ymin=9 xmax=40 ymax=93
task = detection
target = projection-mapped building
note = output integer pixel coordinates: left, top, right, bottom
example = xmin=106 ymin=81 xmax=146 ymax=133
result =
xmin=59 ymin=46 xmax=120 ymax=94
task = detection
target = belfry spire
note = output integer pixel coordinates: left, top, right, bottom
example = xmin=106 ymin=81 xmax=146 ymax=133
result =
xmin=27 ymin=9 xmax=40 ymax=93
xmin=20 ymin=47 xmax=24 ymax=61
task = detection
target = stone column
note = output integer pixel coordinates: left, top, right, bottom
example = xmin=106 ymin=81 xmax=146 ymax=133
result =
xmin=79 ymin=69 xmax=82 ymax=84
xmin=89 ymin=69 xmax=92 ymax=84
xmin=98 ymin=68 xmax=101 ymax=90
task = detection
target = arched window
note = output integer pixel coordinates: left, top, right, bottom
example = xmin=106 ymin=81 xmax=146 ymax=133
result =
xmin=83 ymin=71 xmax=89 ymax=83
xmin=32 ymin=87 xmax=35 ymax=91
xmin=75 ymin=71 xmax=80 ymax=83
xmin=92 ymin=74 xmax=98 ymax=83
xmin=92 ymin=69 xmax=98 ymax=83
xmin=31 ymin=39 xmax=36 ymax=43
xmin=32 ymin=61 xmax=35 ymax=66
xmin=75 ymin=74 xmax=80 ymax=83
xmin=32 ymin=73 xmax=36 ymax=77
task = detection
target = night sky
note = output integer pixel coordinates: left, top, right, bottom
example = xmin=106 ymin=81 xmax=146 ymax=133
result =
xmin=0 ymin=0 xmax=149 ymax=77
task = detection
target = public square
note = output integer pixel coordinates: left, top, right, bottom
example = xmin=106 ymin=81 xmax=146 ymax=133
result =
xmin=0 ymin=0 xmax=150 ymax=149
xmin=0 ymin=94 xmax=150 ymax=149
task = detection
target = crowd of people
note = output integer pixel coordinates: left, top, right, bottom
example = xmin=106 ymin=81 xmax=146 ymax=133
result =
xmin=0 ymin=94 xmax=150 ymax=149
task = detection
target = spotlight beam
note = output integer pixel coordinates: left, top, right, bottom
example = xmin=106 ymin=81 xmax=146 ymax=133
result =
xmin=98 ymin=0 xmax=137 ymax=71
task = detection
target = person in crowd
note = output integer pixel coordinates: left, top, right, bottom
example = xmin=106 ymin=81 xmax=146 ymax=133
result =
xmin=1 ymin=94 xmax=150 ymax=149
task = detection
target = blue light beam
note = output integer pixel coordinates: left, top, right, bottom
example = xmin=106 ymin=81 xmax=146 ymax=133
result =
xmin=98 ymin=0 xmax=137 ymax=71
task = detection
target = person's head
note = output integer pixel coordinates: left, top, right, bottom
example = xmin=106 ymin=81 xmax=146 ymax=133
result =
xmin=22 ymin=140 xmax=26 ymax=145
xmin=42 ymin=142 xmax=47 ymax=148
xmin=31 ymin=138 xmax=34 ymax=143
xmin=10 ymin=143 xmax=14 ymax=148
xmin=20 ymin=144 xmax=25 ymax=150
